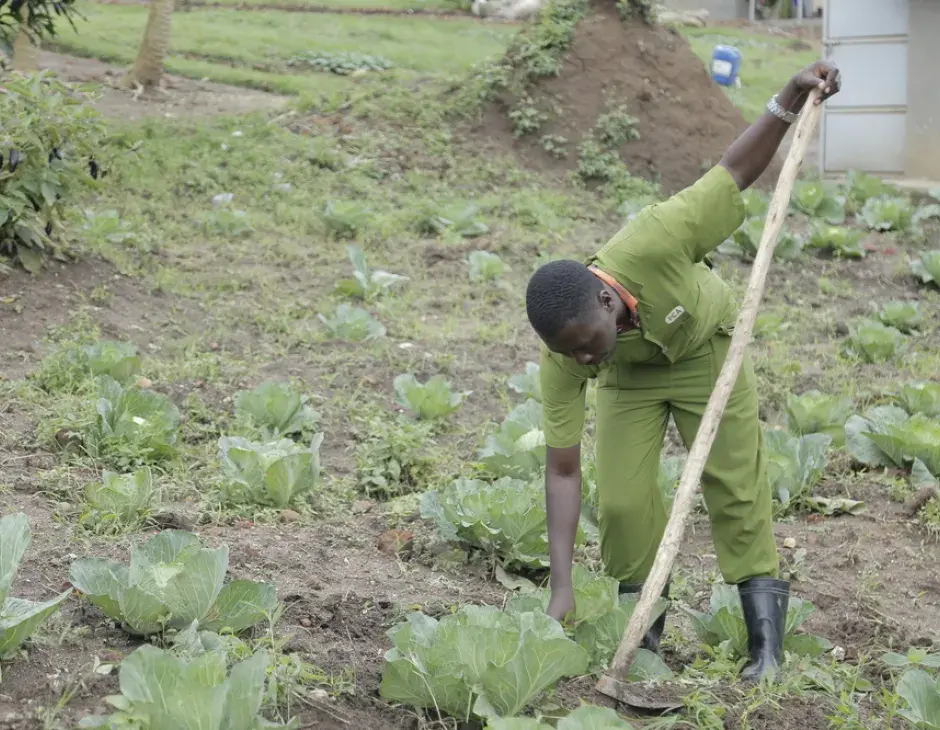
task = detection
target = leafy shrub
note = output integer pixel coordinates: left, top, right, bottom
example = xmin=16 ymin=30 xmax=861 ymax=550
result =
xmin=354 ymin=414 xmax=435 ymax=499
xmin=506 ymin=564 xmax=671 ymax=676
xmin=595 ymin=104 xmax=640 ymax=146
xmin=842 ymin=321 xmax=907 ymax=363
xmin=77 ymin=376 xmax=181 ymax=466
xmin=0 ymin=72 xmax=107 ymax=273
xmin=786 ymin=390 xmax=854 ymax=446
xmin=0 ymin=513 xmax=72 ymax=660
xmin=877 ymin=300 xmax=925 ymax=333
xmin=896 ymin=381 xmax=940 ymax=418
xmin=34 ymin=339 xmax=143 ymax=393
xmin=420 ymin=476 xmax=583 ymax=569
xmin=507 ymin=362 xmax=541 ymax=401
xmin=846 ymin=407 xmax=940 ymax=476
xmin=335 ymin=244 xmax=408 ymax=301
xmin=79 ymin=467 xmax=160 ymax=534
xmin=807 ymin=223 xmax=866 ymax=258
xmin=896 ymin=667 xmax=940 ymax=729
xmin=77 ymin=644 xmax=291 ymax=729
xmin=379 ymin=605 xmax=589 ymax=722
xmin=508 ymin=97 xmax=547 ymax=138
xmin=393 ymin=373 xmax=469 ymax=420
xmin=286 ymin=51 xmax=393 ymax=74
xmin=233 ymin=380 xmax=319 ymax=440
xmin=722 ymin=218 xmax=803 ymax=261
xmin=911 ymin=250 xmax=940 ymax=287
xmin=487 ymin=704 xmax=637 ymax=730
xmin=681 ymin=583 xmax=831 ymax=660
xmin=317 ymin=303 xmax=385 ymax=341
xmin=764 ymin=428 xmax=831 ymax=514
xmin=790 ymin=180 xmax=845 ymax=224
xmin=477 ymin=400 xmax=546 ymax=479
xmin=469 ymin=250 xmax=510 ymax=283
xmin=218 ymin=435 xmax=323 ymax=508
xmin=860 ymin=195 xmax=914 ymax=232
xmin=68 ymin=530 xmax=278 ymax=637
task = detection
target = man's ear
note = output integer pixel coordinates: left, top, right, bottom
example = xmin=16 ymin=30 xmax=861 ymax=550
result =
xmin=598 ymin=287 xmax=614 ymax=313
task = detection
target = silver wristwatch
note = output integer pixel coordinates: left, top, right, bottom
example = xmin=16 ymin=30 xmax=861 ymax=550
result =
xmin=766 ymin=94 xmax=799 ymax=124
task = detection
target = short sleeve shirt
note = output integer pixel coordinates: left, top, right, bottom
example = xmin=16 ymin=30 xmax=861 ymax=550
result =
xmin=540 ymin=164 xmax=747 ymax=448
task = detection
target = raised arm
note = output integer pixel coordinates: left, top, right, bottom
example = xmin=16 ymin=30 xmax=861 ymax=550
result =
xmin=719 ymin=59 xmax=841 ymax=191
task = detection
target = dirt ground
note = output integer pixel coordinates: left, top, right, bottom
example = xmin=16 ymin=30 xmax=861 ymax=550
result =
xmin=37 ymin=51 xmax=289 ymax=122
xmin=3 ymin=246 xmax=939 ymax=729
xmin=474 ymin=0 xmax=784 ymax=195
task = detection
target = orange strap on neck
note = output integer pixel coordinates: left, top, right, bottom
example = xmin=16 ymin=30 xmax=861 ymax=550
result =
xmin=588 ymin=266 xmax=639 ymax=332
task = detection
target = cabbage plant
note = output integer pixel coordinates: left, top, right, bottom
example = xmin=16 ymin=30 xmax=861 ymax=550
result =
xmin=35 ymin=339 xmax=143 ymax=393
xmin=911 ymin=250 xmax=940 ymax=287
xmin=722 ymin=218 xmax=803 ymax=261
xmin=764 ymin=428 xmax=832 ymax=514
xmin=508 ymin=362 xmax=541 ymax=402
xmin=843 ymin=170 xmax=898 ymax=213
xmin=877 ymin=300 xmax=925 ymax=333
xmin=896 ymin=668 xmax=940 ymax=730
xmin=77 ymin=644 xmax=294 ymax=729
xmin=681 ymin=583 xmax=831 ymax=660
xmin=83 ymin=376 xmax=181 ymax=465
xmin=785 ymin=390 xmax=854 ymax=446
xmin=420 ymin=476 xmax=583 ymax=570
xmin=469 ymin=251 xmax=510 ymax=283
xmin=379 ymin=605 xmax=589 ymax=721
xmin=80 ymin=467 xmax=160 ymax=533
xmin=335 ymin=244 xmax=408 ymax=301
xmin=897 ymin=381 xmax=940 ymax=418
xmin=477 ymin=400 xmax=546 ymax=479
xmin=505 ymin=564 xmax=671 ymax=676
xmin=218 ymin=435 xmax=323 ymax=508
xmin=843 ymin=321 xmax=907 ymax=363
xmin=393 ymin=374 xmax=469 ymax=420
xmin=68 ymin=530 xmax=277 ymax=637
xmin=807 ymin=223 xmax=866 ymax=258
xmin=790 ymin=180 xmax=845 ymax=224
xmin=233 ymin=380 xmax=319 ymax=440
xmin=317 ymin=304 xmax=385 ymax=341
xmin=1 ymin=514 xmax=72 ymax=661
xmin=860 ymin=195 xmax=914 ymax=231
xmin=846 ymin=406 xmax=940 ymax=475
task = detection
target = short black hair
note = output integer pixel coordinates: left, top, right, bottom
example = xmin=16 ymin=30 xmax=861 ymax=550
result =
xmin=526 ymin=259 xmax=603 ymax=338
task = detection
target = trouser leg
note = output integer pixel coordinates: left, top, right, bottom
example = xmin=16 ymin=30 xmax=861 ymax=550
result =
xmin=594 ymin=387 xmax=670 ymax=584
xmin=668 ymin=334 xmax=779 ymax=584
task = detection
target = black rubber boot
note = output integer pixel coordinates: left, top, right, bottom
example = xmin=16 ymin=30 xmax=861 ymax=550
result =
xmin=737 ymin=577 xmax=790 ymax=681
xmin=618 ymin=579 xmax=670 ymax=654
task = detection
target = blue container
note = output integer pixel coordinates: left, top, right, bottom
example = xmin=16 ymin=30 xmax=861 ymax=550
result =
xmin=710 ymin=44 xmax=742 ymax=87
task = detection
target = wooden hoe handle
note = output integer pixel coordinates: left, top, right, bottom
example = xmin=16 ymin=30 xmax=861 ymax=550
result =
xmin=597 ymin=88 xmax=824 ymax=693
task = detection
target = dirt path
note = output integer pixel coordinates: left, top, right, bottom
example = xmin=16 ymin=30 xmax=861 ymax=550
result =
xmin=38 ymin=51 xmax=289 ymax=122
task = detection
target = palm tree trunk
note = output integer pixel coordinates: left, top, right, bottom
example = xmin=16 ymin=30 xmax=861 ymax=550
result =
xmin=123 ymin=0 xmax=174 ymax=88
xmin=11 ymin=13 xmax=40 ymax=72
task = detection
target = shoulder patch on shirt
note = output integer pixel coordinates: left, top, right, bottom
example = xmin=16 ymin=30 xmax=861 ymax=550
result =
xmin=665 ymin=306 xmax=685 ymax=324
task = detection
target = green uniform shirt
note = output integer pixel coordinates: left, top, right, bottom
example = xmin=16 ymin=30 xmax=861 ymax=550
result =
xmin=540 ymin=164 xmax=747 ymax=449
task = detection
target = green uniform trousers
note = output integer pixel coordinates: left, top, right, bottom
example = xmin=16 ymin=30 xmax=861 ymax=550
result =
xmin=593 ymin=332 xmax=779 ymax=585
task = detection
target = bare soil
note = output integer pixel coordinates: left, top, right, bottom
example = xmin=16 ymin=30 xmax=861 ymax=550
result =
xmin=37 ymin=51 xmax=289 ymax=122
xmin=474 ymin=0 xmax=782 ymax=195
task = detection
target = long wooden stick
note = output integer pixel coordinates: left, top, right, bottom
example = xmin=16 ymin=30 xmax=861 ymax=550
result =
xmin=597 ymin=88 xmax=823 ymax=698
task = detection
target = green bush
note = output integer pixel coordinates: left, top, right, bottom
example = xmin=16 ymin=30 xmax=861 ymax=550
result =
xmin=0 ymin=71 xmax=107 ymax=272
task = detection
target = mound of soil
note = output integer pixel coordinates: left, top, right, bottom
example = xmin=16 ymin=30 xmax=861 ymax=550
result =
xmin=476 ymin=0 xmax=782 ymax=194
